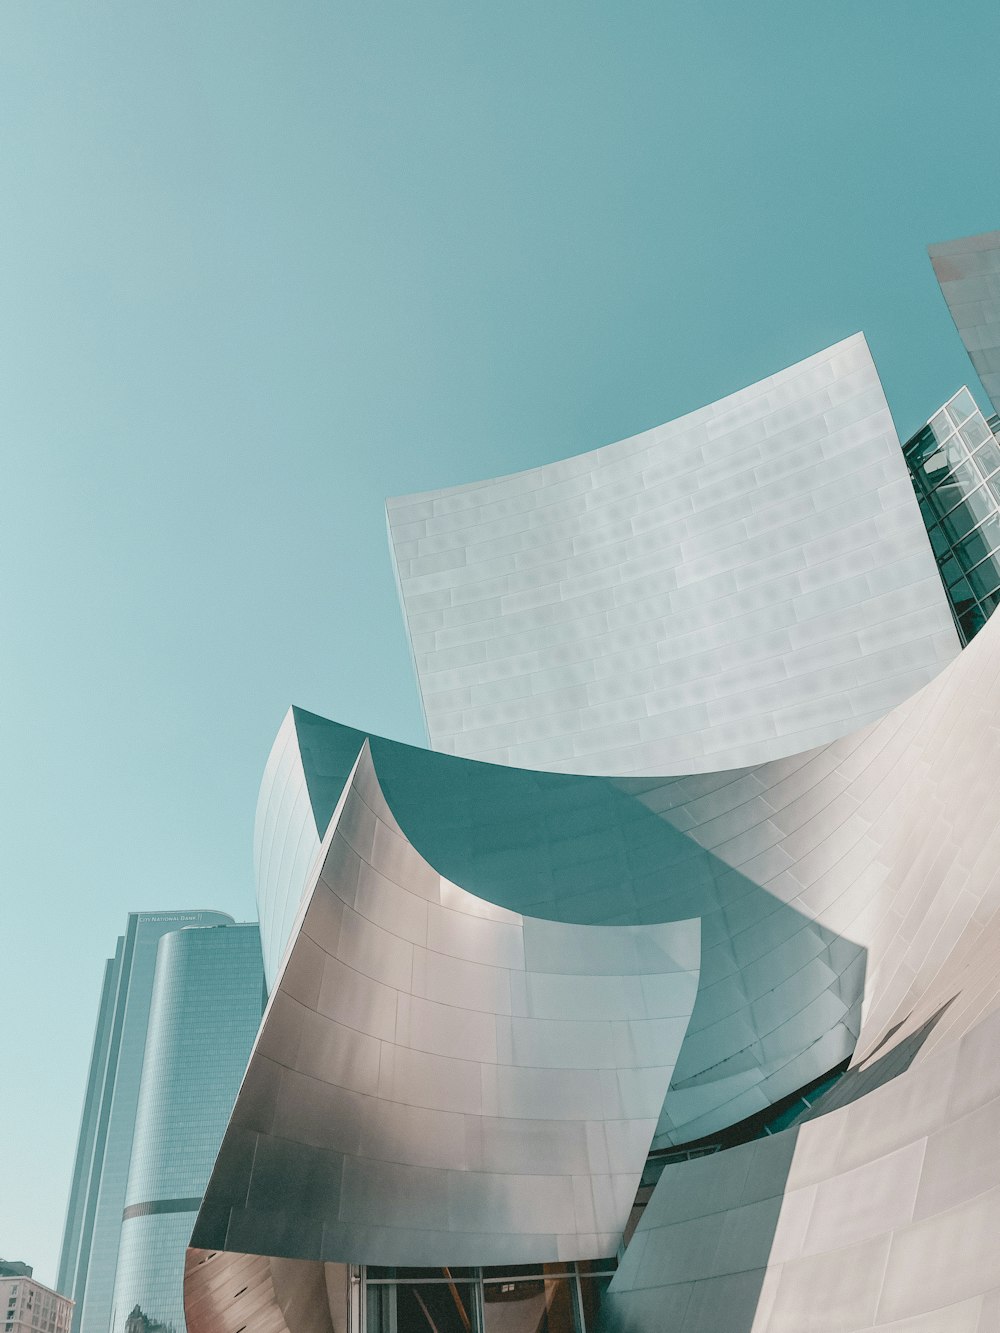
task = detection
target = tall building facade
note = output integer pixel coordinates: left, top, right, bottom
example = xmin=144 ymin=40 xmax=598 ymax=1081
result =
xmin=185 ymin=231 xmax=1000 ymax=1332
xmin=59 ymin=915 xmax=263 ymax=1333
xmin=1 ymin=1272 xmax=73 ymax=1333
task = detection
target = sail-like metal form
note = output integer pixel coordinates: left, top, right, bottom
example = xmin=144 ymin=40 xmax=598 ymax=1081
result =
xmin=189 ymin=274 xmax=1000 ymax=1329
xmin=202 ymin=577 xmax=1000 ymax=1333
xmin=930 ymin=229 xmax=1000 ymax=416
xmin=199 ymin=743 xmax=699 ymax=1266
xmin=254 ymin=707 xmax=867 ymax=1149
xmin=387 ymin=333 xmax=956 ymax=775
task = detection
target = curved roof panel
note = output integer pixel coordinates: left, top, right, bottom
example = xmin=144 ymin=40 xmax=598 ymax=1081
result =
xmin=202 ymin=743 xmax=700 ymax=1266
xmin=387 ymin=333 xmax=956 ymax=775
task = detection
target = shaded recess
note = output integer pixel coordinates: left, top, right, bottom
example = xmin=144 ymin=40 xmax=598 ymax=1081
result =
xmin=197 ymin=745 xmax=700 ymax=1267
xmin=280 ymin=706 xmax=867 ymax=1149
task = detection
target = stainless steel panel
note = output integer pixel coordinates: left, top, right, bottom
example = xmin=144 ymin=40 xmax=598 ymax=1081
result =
xmin=388 ymin=335 xmax=956 ymax=776
xmin=206 ymin=743 xmax=698 ymax=1266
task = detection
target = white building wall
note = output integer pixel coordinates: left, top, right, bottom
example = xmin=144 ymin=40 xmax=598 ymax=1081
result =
xmin=388 ymin=333 xmax=958 ymax=775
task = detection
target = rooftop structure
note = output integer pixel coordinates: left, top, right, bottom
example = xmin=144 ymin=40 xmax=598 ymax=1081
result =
xmin=0 ymin=1273 xmax=72 ymax=1333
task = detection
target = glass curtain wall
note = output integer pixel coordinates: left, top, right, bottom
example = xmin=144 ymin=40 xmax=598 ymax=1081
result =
xmin=903 ymin=387 xmax=1000 ymax=643
xmin=363 ymin=1261 xmax=617 ymax=1333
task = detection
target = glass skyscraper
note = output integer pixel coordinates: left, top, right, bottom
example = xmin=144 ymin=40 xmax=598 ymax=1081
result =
xmin=58 ymin=915 xmax=263 ymax=1333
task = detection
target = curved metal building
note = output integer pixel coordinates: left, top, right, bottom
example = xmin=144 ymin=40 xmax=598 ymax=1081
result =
xmin=109 ymin=924 xmax=264 ymax=1333
xmin=195 ymin=608 xmax=1000 ymax=1333
xmin=189 ymin=295 xmax=1000 ymax=1331
xmin=387 ymin=334 xmax=956 ymax=775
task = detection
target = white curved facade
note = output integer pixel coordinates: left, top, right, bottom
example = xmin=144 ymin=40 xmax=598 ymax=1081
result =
xmin=606 ymin=1005 xmax=1000 ymax=1331
xmin=387 ymin=333 xmax=957 ymax=775
xmin=930 ymin=230 xmax=1000 ymax=416
xmin=212 ymin=742 xmax=700 ymax=1266
xmin=254 ymin=597 xmax=1000 ymax=1146
xmin=236 ymin=598 xmax=1000 ymax=1330
xmin=254 ymin=708 xmax=323 ymax=993
xmin=254 ymin=709 xmax=866 ymax=1147
xmin=200 ymin=282 xmax=1000 ymax=1328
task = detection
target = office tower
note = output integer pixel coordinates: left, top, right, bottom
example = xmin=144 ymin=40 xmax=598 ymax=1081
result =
xmin=59 ymin=915 xmax=262 ymax=1333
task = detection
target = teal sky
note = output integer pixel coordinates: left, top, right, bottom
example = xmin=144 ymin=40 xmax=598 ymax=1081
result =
xmin=2 ymin=0 xmax=999 ymax=1286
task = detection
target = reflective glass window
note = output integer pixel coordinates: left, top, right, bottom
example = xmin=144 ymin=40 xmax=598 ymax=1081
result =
xmin=929 ymin=410 xmax=955 ymax=446
xmin=905 ymin=425 xmax=942 ymax=475
xmin=949 ymin=579 xmax=976 ymax=614
xmin=482 ymin=1266 xmax=565 ymax=1280
xmin=941 ymin=500 xmax=983 ymax=545
xmin=368 ymin=1269 xmax=478 ymax=1281
xmin=367 ymin=1281 xmax=477 ymax=1333
xmin=912 ymin=445 xmax=950 ymax=491
xmin=483 ymin=1277 xmax=577 ymax=1333
xmin=968 ymin=559 xmax=1000 ymax=602
xmin=976 ymin=435 xmax=1000 ymax=477
xmin=927 ymin=459 xmax=981 ymax=520
xmin=941 ymin=554 xmax=964 ymax=589
xmin=577 ymin=1278 xmax=613 ymax=1333
xmin=957 ymin=484 xmax=996 ymax=531
xmin=960 ymin=603 xmax=988 ymax=641
xmin=956 ymin=514 xmax=1000 ymax=570
xmin=947 ymin=389 xmax=977 ymax=426
xmin=962 ymin=415 xmax=992 ymax=453
xmin=927 ymin=523 xmax=949 ymax=558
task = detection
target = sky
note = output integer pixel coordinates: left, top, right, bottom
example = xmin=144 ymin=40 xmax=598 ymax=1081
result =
xmin=2 ymin=0 xmax=999 ymax=1288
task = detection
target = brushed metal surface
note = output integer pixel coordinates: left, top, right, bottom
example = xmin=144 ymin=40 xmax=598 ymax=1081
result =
xmin=387 ymin=334 xmax=956 ymax=775
xmin=205 ymin=742 xmax=698 ymax=1266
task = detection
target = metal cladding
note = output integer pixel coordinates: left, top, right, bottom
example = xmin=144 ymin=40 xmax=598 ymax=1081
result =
xmin=201 ymin=742 xmax=700 ymax=1266
xmin=191 ymin=282 xmax=1000 ymax=1328
xmin=254 ymin=707 xmax=867 ymax=1148
xmin=594 ymin=607 xmax=1000 ymax=1330
xmin=387 ymin=334 xmax=957 ymax=775
xmin=930 ymin=230 xmax=1000 ymax=416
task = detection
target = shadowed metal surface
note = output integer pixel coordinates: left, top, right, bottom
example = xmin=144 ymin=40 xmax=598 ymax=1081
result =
xmin=590 ymin=608 xmax=1000 ymax=1329
xmin=256 ymin=708 xmax=868 ymax=1148
xmin=600 ymin=1004 xmax=1000 ymax=1331
xmin=387 ymin=333 xmax=956 ymax=775
xmin=256 ymin=591 xmax=1000 ymax=1155
xmin=930 ymin=230 xmax=1000 ymax=416
xmin=201 ymin=742 xmax=700 ymax=1266
xmin=185 ymin=1249 xmax=346 ymax=1333
xmin=211 ymin=305 xmax=1000 ymax=1326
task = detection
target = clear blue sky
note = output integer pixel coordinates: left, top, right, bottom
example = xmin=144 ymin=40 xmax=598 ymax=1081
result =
xmin=2 ymin=0 xmax=999 ymax=1286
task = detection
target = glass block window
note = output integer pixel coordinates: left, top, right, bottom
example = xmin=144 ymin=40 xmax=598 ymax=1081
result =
xmin=903 ymin=389 xmax=1000 ymax=645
